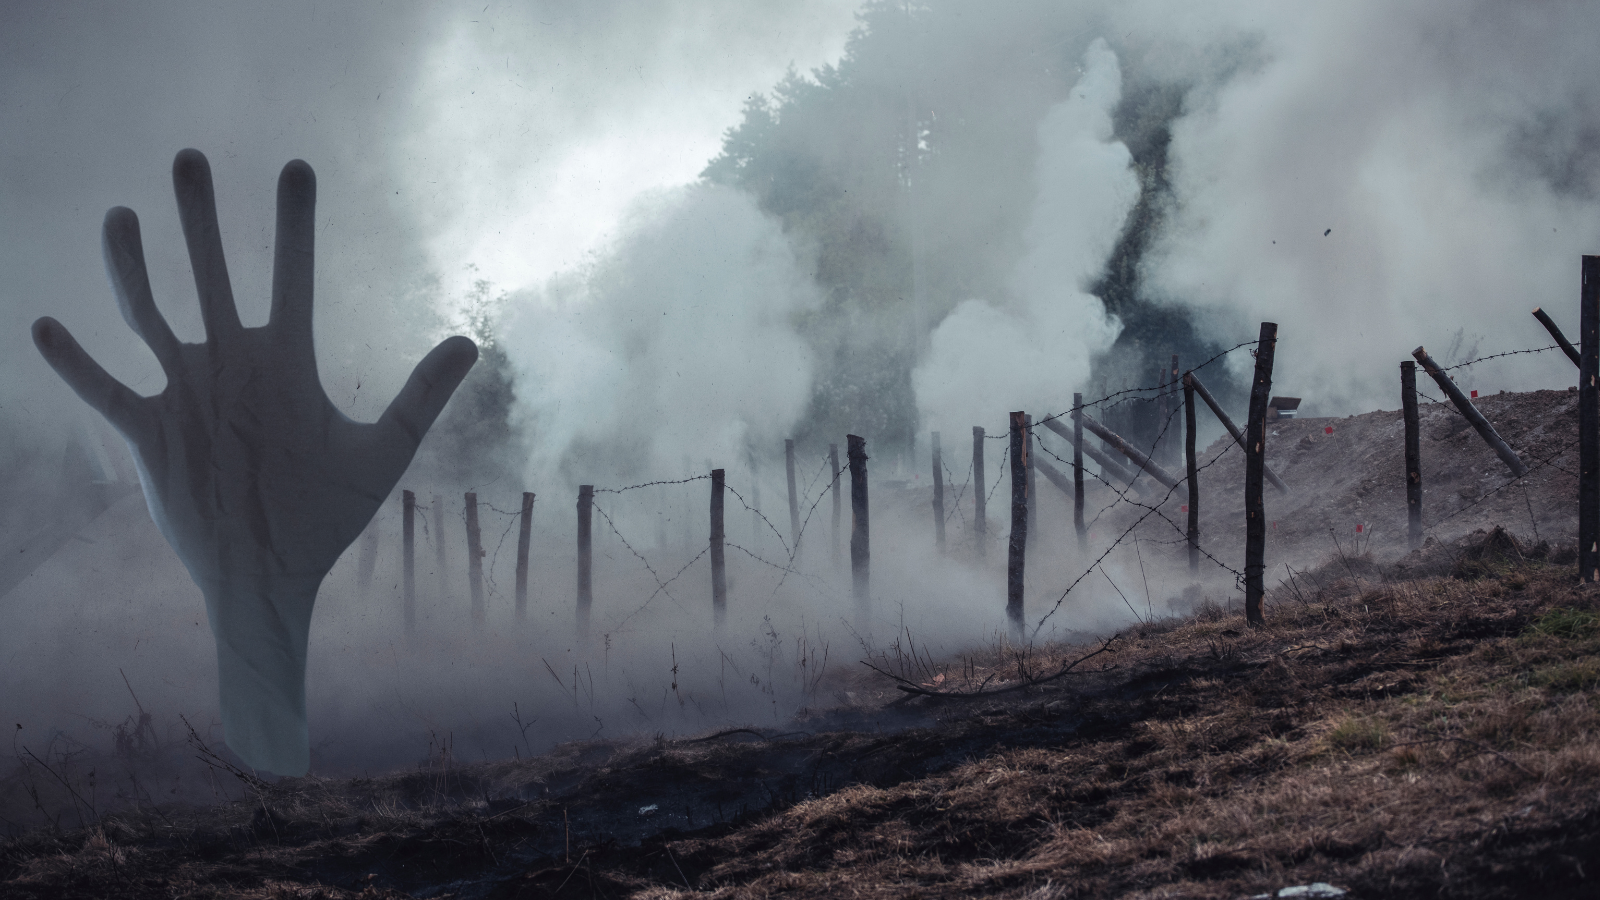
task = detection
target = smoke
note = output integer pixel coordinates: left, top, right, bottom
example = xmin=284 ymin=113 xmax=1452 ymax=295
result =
xmin=503 ymin=183 xmax=822 ymax=486
xmin=914 ymin=38 xmax=1136 ymax=433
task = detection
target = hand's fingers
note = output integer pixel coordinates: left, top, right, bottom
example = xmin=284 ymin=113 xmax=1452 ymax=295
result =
xmin=172 ymin=148 xmax=243 ymax=343
xmin=102 ymin=207 xmax=182 ymax=374
xmin=269 ymin=159 xmax=316 ymax=354
xmin=378 ymin=336 xmax=478 ymax=449
xmin=32 ymin=317 xmax=151 ymax=442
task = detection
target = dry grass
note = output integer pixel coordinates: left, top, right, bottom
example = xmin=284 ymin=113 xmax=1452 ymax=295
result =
xmin=4 ymin=542 xmax=1599 ymax=898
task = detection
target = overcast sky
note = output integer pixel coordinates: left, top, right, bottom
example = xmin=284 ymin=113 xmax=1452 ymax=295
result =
xmin=0 ymin=0 xmax=858 ymax=426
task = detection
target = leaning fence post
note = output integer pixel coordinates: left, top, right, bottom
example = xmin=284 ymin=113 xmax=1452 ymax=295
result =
xmin=785 ymin=439 xmax=800 ymax=552
xmin=402 ymin=490 xmax=416 ymax=637
xmin=1533 ymin=307 xmax=1582 ymax=367
xmin=1025 ymin=414 xmax=1037 ymax=539
xmin=1401 ymin=362 xmax=1423 ymax=550
xmin=577 ymin=485 xmax=593 ymax=635
xmin=1186 ymin=372 xmax=1290 ymax=494
xmin=711 ymin=469 xmax=727 ymax=625
xmin=1581 ymin=257 xmax=1600 ymax=582
xmin=931 ymin=431 xmax=946 ymax=551
xmin=1073 ymin=395 xmax=1086 ymax=552
xmin=1411 ymin=346 xmax=1528 ymax=477
xmin=516 ymin=492 xmax=534 ymax=619
xmin=847 ymin=435 xmax=870 ymax=622
xmin=829 ymin=443 xmax=841 ymax=567
xmin=1184 ymin=376 xmax=1199 ymax=574
xmin=1007 ymin=411 xmax=1028 ymax=639
xmin=1245 ymin=323 xmax=1277 ymax=627
xmin=973 ymin=426 xmax=987 ymax=557
xmin=465 ymin=492 xmax=485 ymax=627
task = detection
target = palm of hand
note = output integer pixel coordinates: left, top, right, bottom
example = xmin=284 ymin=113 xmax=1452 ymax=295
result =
xmin=33 ymin=150 xmax=477 ymax=774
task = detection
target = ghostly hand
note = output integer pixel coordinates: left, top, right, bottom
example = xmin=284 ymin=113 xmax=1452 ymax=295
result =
xmin=32 ymin=149 xmax=477 ymax=775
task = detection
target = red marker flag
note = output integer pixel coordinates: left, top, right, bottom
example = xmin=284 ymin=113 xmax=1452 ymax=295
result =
xmin=1325 ymin=426 xmax=1333 ymax=434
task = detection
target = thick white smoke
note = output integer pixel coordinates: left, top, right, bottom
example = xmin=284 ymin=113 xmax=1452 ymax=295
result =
xmin=503 ymin=184 xmax=821 ymax=486
xmin=914 ymin=38 xmax=1137 ymax=432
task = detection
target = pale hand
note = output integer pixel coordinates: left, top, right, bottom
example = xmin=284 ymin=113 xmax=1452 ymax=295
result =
xmin=32 ymin=149 xmax=477 ymax=775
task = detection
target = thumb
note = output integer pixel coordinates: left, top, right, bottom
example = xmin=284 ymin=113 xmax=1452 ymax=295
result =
xmin=378 ymin=336 xmax=478 ymax=449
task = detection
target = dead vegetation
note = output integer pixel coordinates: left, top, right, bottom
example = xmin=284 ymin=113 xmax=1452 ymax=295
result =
xmin=1 ymin=528 xmax=1597 ymax=898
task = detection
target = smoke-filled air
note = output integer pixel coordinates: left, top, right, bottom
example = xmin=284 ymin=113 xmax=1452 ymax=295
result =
xmin=3 ymin=0 xmax=1598 ymax=813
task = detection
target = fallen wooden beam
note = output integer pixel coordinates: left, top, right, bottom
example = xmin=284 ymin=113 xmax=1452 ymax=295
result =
xmin=1412 ymin=346 xmax=1528 ymax=477
xmin=1184 ymin=371 xmax=1290 ymax=494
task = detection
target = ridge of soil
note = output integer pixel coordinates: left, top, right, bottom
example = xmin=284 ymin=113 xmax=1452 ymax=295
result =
xmin=3 ymin=531 xmax=1598 ymax=899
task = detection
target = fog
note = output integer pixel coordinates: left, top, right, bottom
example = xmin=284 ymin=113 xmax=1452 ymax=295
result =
xmin=3 ymin=0 xmax=1598 ymax=796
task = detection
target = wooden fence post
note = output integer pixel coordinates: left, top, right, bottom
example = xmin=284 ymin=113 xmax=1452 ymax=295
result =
xmin=749 ymin=454 xmax=762 ymax=550
xmin=1168 ymin=354 xmax=1181 ymax=466
xmin=847 ymin=435 xmax=870 ymax=621
xmin=357 ymin=521 xmax=379 ymax=599
xmin=1008 ymin=411 xmax=1029 ymax=639
xmin=1025 ymin=414 xmax=1037 ymax=539
xmin=785 ymin=439 xmax=800 ymax=552
xmin=432 ymin=494 xmax=448 ymax=602
xmin=1581 ymin=257 xmax=1599 ymax=582
xmin=577 ymin=485 xmax=593 ymax=635
xmin=1411 ymin=346 xmax=1528 ymax=477
xmin=465 ymin=492 xmax=484 ymax=627
xmin=1184 ymin=376 xmax=1199 ymax=575
xmin=1155 ymin=361 xmax=1170 ymax=466
xmin=1533 ymin=307 xmax=1582 ymax=366
xmin=1245 ymin=322 xmax=1277 ymax=627
xmin=516 ymin=492 xmax=534 ymax=619
xmin=829 ymin=443 xmax=841 ymax=567
xmin=973 ymin=427 xmax=987 ymax=557
xmin=1073 ymin=395 xmax=1086 ymax=553
xmin=711 ymin=469 xmax=727 ymax=625
xmin=402 ymin=490 xmax=416 ymax=637
xmin=1401 ymin=362 xmax=1423 ymax=550
xmin=932 ymin=431 xmax=946 ymax=551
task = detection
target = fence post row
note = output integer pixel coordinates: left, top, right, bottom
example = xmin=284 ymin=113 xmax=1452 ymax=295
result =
xmin=785 ymin=438 xmax=800 ymax=552
xmin=972 ymin=426 xmax=987 ymax=557
xmin=1073 ymin=394 xmax=1086 ymax=553
xmin=402 ymin=490 xmax=416 ymax=637
xmin=516 ymin=492 xmax=534 ymax=619
xmin=829 ymin=443 xmax=841 ymax=567
xmin=1007 ymin=411 xmax=1028 ymax=639
xmin=1186 ymin=372 xmax=1289 ymax=494
xmin=1411 ymin=346 xmax=1528 ymax=478
xmin=711 ymin=469 xmax=727 ymax=624
xmin=847 ymin=435 xmax=870 ymax=621
xmin=1400 ymin=362 xmax=1423 ymax=551
xmin=577 ymin=485 xmax=593 ymax=636
xmin=1580 ymin=257 xmax=1600 ymax=582
xmin=1244 ymin=322 xmax=1277 ymax=627
xmin=931 ymin=431 xmax=946 ymax=551
xmin=465 ymin=492 xmax=485 ymax=627
xmin=1183 ymin=377 xmax=1199 ymax=575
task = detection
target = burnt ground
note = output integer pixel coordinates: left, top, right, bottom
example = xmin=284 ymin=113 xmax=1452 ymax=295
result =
xmin=3 ymin=388 xmax=1599 ymax=898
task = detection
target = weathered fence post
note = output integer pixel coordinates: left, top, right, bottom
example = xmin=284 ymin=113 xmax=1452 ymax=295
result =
xmin=1025 ymin=414 xmax=1037 ymax=539
xmin=1073 ymin=395 xmax=1086 ymax=552
xmin=1401 ymin=362 xmax=1423 ymax=550
xmin=711 ymin=469 xmax=727 ymax=625
xmin=465 ymin=492 xmax=485 ymax=627
xmin=1168 ymin=354 xmax=1182 ymax=466
xmin=1184 ymin=376 xmax=1199 ymax=575
xmin=973 ymin=426 xmax=987 ymax=557
xmin=931 ymin=431 xmax=946 ymax=551
xmin=1581 ymin=257 xmax=1600 ymax=582
xmin=516 ymin=492 xmax=534 ymax=619
xmin=432 ymin=493 xmax=448 ymax=601
xmin=1533 ymin=307 xmax=1582 ymax=367
xmin=847 ymin=435 xmax=870 ymax=622
xmin=577 ymin=485 xmax=593 ymax=635
xmin=1008 ymin=411 xmax=1029 ymax=639
xmin=1411 ymin=346 xmax=1528 ymax=477
xmin=1186 ymin=373 xmax=1290 ymax=494
xmin=402 ymin=490 xmax=416 ymax=637
xmin=1245 ymin=322 xmax=1277 ymax=627
xmin=829 ymin=443 xmax=841 ymax=567
xmin=357 ymin=520 xmax=379 ymax=598
xmin=785 ymin=439 xmax=800 ymax=552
